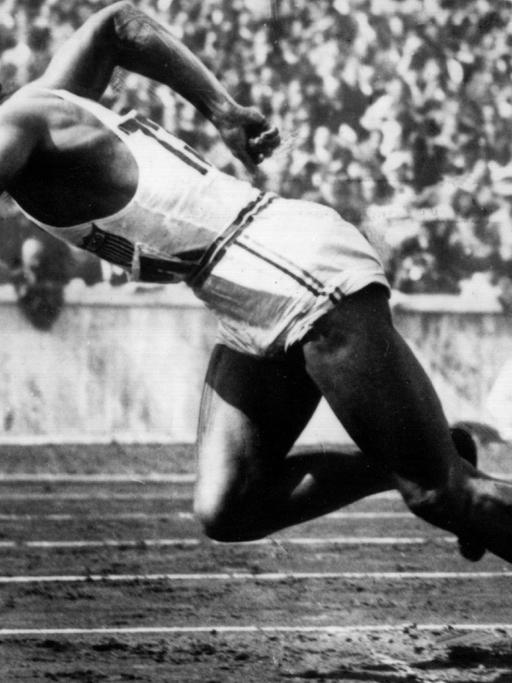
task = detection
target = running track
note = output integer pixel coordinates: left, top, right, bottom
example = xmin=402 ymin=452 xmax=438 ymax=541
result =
xmin=1 ymin=441 xmax=512 ymax=682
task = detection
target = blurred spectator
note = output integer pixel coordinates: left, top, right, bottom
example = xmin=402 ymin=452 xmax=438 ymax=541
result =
xmin=15 ymin=237 xmax=69 ymax=286
xmin=10 ymin=237 xmax=69 ymax=330
xmin=14 ymin=280 xmax=64 ymax=330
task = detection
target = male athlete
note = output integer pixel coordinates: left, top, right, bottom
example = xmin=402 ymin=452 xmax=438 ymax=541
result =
xmin=1 ymin=2 xmax=512 ymax=564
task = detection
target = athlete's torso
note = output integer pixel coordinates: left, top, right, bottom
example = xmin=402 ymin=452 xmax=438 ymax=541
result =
xmin=7 ymin=87 xmax=263 ymax=283
xmin=9 ymin=89 xmax=142 ymax=226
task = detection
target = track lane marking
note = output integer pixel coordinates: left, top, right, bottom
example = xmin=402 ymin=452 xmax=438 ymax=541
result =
xmin=0 ymin=536 xmax=455 ymax=549
xmin=0 ymin=624 xmax=511 ymax=636
xmin=0 ymin=491 xmax=403 ymax=502
xmin=0 ymin=571 xmax=510 ymax=583
xmin=0 ymin=474 xmax=509 ymax=483
xmin=0 ymin=493 xmax=192 ymax=501
xmin=0 ymin=435 xmax=194 ymax=445
xmin=0 ymin=512 xmax=413 ymax=521
xmin=0 ymin=474 xmax=195 ymax=483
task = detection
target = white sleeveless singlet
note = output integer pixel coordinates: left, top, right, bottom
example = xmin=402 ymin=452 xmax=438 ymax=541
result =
xmin=12 ymin=89 xmax=391 ymax=356
xmin=12 ymin=89 xmax=274 ymax=284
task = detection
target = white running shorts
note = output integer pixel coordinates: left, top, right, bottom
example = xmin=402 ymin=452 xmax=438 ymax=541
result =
xmin=193 ymin=197 xmax=390 ymax=356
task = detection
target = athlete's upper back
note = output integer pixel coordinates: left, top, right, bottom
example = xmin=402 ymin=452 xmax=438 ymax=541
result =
xmin=4 ymin=87 xmax=265 ymax=283
xmin=5 ymin=86 xmax=139 ymax=225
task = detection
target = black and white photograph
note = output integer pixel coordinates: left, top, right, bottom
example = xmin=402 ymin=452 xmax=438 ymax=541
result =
xmin=0 ymin=0 xmax=511 ymax=680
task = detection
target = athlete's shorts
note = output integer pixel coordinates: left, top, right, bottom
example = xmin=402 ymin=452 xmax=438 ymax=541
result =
xmin=193 ymin=197 xmax=390 ymax=356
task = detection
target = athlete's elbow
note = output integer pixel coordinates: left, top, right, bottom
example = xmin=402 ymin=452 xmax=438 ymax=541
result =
xmin=86 ymin=1 xmax=135 ymax=29
xmin=110 ymin=1 xmax=154 ymax=49
xmin=77 ymin=1 xmax=138 ymax=57
xmin=85 ymin=2 xmax=140 ymax=47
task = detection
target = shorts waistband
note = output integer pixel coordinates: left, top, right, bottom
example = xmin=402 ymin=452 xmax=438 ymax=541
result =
xmin=186 ymin=191 xmax=277 ymax=288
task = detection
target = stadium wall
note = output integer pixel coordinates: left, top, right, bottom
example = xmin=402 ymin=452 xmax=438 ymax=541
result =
xmin=0 ymin=286 xmax=510 ymax=442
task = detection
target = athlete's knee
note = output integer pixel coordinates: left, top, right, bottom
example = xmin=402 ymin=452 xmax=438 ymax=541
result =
xmin=194 ymin=498 xmax=230 ymax=542
xmin=194 ymin=482 xmax=233 ymax=541
xmin=196 ymin=506 xmax=261 ymax=543
xmin=195 ymin=471 xmax=277 ymax=543
xmin=194 ymin=475 xmax=255 ymax=543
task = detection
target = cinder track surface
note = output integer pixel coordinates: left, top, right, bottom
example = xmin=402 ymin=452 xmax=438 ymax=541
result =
xmin=1 ymin=442 xmax=512 ymax=682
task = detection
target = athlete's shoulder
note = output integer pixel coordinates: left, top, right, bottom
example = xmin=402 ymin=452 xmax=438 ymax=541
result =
xmin=0 ymin=84 xmax=86 ymax=135
xmin=0 ymin=84 xmax=55 ymax=123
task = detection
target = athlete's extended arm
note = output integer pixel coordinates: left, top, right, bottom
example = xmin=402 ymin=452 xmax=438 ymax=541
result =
xmin=38 ymin=1 xmax=279 ymax=169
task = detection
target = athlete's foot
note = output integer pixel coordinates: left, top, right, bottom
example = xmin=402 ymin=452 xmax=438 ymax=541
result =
xmin=469 ymin=477 xmax=512 ymax=563
xmin=450 ymin=427 xmax=486 ymax=562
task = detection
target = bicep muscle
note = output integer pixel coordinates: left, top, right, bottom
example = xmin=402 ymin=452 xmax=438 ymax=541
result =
xmin=37 ymin=4 xmax=124 ymax=100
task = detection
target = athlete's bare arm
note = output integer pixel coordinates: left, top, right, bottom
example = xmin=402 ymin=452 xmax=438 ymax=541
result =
xmin=36 ymin=1 xmax=279 ymax=169
xmin=0 ymin=104 xmax=45 ymax=194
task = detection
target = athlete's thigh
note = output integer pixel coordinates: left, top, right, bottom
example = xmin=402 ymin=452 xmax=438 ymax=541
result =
xmin=196 ymin=343 xmax=321 ymax=501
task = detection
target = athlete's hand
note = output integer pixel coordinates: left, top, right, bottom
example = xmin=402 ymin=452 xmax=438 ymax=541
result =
xmin=216 ymin=105 xmax=280 ymax=172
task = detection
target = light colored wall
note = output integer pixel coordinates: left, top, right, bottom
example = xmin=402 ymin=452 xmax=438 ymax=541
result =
xmin=0 ymin=286 xmax=510 ymax=442
xmin=0 ymin=286 xmax=216 ymax=440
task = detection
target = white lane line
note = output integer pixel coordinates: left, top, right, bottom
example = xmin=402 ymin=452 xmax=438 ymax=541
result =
xmin=0 ymin=536 xmax=453 ymax=550
xmin=0 ymin=571 xmax=510 ymax=584
xmin=26 ymin=539 xmax=201 ymax=549
xmin=0 ymin=512 xmax=411 ymax=521
xmin=0 ymin=623 xmax=511 ymax=636
xmin=0 ymin=511 xmax=413 ymax=521
xmin=0 ymin=491 xmax=402 ymax=502
xmin=0 ymin=474 xmax=195 ymax=484
xmin=215 ymin=536 xmax=447 ymax=547
xmin=0 ymin=473 xmax=509 ymax=483
xmin=0 ymin=435 xmax=195 ymax=446
xmin=0 ymin=513 xmax=197 ymax=521
xmin=0 ymin=493 xmax=192 ymax=501
xmin=0 ymin=478 xmax=402 ymax=501
xmin=327 ymin=511 xmax=410 ymax=519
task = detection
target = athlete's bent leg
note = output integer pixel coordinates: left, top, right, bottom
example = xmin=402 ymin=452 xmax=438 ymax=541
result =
xmin=302 ymin=284 xmax=512 ymax=562
xmin=194 ymin=344 xmax=393 ymax=542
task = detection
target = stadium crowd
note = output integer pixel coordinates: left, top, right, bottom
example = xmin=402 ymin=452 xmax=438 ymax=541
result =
xmin=1 ymin=0 xmax=512 ymax=327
